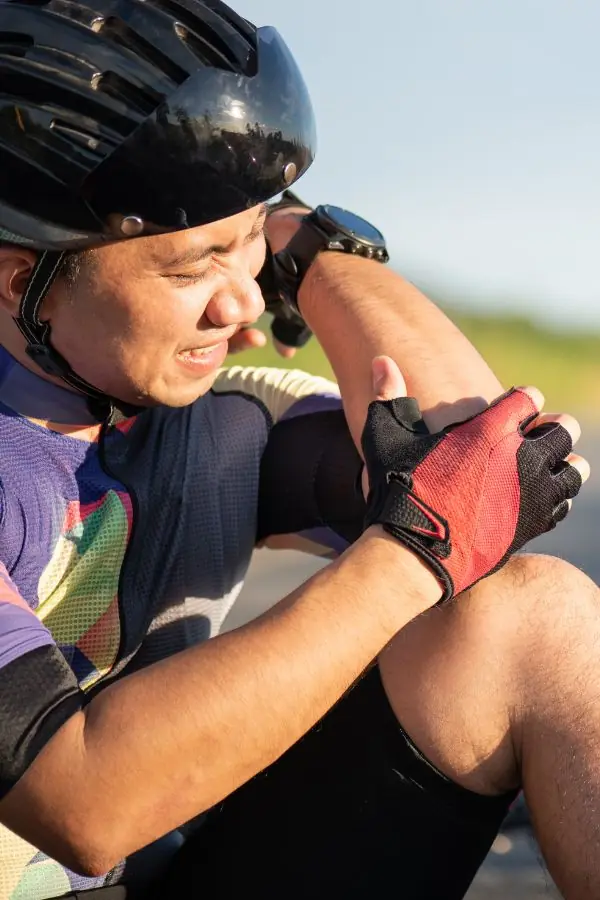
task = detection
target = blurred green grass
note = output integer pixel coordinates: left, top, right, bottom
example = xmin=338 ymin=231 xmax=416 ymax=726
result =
xmin=234 ymin=310 xmax=600 ymax=419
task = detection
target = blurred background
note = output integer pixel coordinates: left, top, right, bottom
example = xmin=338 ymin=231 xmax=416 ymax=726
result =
xmin=226 ymin=1 xmax=600 ymax=896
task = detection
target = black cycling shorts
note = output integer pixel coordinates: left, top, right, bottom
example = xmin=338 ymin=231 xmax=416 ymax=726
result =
xmin=156 ymin=664 xmax=517 ymax=899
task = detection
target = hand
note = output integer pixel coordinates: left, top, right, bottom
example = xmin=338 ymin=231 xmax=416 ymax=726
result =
xmin=264 ymin=204 xmax=308 ymax=255
xmin=360 ymin=357 xmax=409 ymax=501
xmin=227 ymin=324 xmax=298 ymax=360
xmin=226 ymin=201 xmax=311 ymax=360
xmin=362 ymin=357 xmax=590 ymax=603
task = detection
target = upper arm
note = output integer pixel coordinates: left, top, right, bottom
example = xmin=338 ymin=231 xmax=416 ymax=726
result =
xmin=213 ymin=366 xmax=366 ymax=556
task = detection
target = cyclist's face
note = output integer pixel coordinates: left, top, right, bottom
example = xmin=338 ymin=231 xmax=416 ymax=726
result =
xmin=46 ymin=205 xmax=267 ymax=407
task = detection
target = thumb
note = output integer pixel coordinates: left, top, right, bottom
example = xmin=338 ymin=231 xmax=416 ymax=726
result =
xmin=372 ymin=355 xmax=407 ymax=401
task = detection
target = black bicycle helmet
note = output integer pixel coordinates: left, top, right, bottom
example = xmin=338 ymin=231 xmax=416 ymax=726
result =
xmin=0 ymin=0 xmax=316 ymax=409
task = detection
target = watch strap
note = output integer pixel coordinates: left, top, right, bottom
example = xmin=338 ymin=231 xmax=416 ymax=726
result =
xmin=273 ymin=213 xmax=333 ymax=302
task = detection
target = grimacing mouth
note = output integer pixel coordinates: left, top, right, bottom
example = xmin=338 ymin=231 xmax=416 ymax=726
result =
xmin=177 ymin=327 xmax=240 ymax=355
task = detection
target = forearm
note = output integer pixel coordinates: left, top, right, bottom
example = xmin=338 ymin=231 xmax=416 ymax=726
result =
xmin=300 ymin=254 xmax=504 ymax=440
xmin=2 ymin=530 xmax=438 ymax=875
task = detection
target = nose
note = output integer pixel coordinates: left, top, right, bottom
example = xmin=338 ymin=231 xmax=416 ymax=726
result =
xmin=204 ymin=260 xmax=265 ymax=330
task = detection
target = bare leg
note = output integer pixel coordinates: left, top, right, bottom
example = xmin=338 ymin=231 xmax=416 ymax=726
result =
xmin=379 ymin=553 xmax=600 ymax=897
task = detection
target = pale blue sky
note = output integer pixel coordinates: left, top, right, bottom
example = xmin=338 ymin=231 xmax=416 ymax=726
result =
xmin=238 ymin=0 xmax=600 ymax=328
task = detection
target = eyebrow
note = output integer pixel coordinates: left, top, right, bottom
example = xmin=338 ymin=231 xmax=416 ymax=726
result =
xmin=158 ymin=204 xmax=268 ymax=270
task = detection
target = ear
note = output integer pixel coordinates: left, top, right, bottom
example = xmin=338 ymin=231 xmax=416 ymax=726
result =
xmin=0 ymin=246 xmax=37 ymax=317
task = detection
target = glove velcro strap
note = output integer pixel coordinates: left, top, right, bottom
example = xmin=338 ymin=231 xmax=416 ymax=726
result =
xmin=377 ymin=479 xmax=455 ymax=603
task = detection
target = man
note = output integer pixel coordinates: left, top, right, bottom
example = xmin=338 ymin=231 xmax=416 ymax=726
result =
xmin=0 ymin=2 xmax=595 ymax=899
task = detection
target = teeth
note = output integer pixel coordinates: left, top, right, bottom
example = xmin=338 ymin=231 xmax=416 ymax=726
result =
xmin=179 ymin=348 xmax=208 ymax=358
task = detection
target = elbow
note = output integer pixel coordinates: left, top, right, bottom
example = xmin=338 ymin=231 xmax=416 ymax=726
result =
xmin=58 ymin=842 xmax=121 ymax=880
xmin=64 ymin=823 xmax=184 ymax=879
xmin=48 ymin=824 xmax=124 ymax=879
xmin=70 ymin=855 xmax=120 ymax=881
xmin=56 ymin=815 xmax=186 ymax=879
xmin=69 ymin=859 xmax=115 ymax=880
xmin=1 ymin=801 xmax=123 ymax=879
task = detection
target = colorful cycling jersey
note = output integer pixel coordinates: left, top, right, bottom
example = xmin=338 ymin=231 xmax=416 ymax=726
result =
xmin=0 ymin=345 xmax=364 ymax=900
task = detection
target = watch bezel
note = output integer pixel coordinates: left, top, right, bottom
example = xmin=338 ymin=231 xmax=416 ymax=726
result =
xmin=312 ymin=204 xmax=387 ymax=249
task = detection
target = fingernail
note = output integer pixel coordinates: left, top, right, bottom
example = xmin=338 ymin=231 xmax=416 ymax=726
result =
xmin=373 ymin=370 xmax=386 ymax=395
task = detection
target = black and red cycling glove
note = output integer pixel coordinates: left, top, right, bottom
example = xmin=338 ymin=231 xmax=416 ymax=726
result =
xmin=362 ymin=388 xmax=582 ymax=603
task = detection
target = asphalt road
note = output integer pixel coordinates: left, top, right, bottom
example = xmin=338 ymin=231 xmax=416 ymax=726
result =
xmin=224 ymin=429 xmax=600 ymax=899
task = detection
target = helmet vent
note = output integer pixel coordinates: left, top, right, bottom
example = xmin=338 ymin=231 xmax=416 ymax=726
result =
xmin=0 ymin=32 xmax=34 ymax=58
xmin=93 ymin=15 xmax=188 ymax=86
xmin=171 ymin=19 xmax=239 ymax=71
xmin=50 ymin=118 xmax=100 ymax=151
xmin=142 ymin=0 xmax=256 ymax=73
xmin=201 ymin=2 xmax=256 ymax=44
xmin=91 ymin=69 xmax=163 ymax=116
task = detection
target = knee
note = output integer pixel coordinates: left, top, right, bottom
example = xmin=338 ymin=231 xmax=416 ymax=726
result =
xmin=465 ymin=553 xmax=600 ymax=645
xmin=497 ymin=552 xmax=596 ymax=605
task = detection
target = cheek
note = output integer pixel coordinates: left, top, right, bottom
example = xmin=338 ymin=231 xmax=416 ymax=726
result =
xmin=45 ymin=286 xmax=116 ymax=361
xmin=123 ymin=283 xmax=211 ymax=352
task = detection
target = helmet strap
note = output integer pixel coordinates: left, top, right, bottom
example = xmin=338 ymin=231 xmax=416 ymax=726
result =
xmin=13 ymin=251 xmax=137 ymax=421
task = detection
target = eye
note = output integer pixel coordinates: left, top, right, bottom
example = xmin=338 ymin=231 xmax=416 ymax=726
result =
xmin=169 ymin=271 xmax=210 ymax=286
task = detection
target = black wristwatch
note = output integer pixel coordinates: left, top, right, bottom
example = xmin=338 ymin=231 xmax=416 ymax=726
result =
xmin=259 ymin=198 xmax=389 ymax=348
xmin=271 ymin=204 xmax=389 ymax=315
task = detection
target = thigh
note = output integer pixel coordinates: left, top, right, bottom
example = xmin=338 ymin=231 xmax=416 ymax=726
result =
xmin=159 ymin=666 xmax=516 ymax=900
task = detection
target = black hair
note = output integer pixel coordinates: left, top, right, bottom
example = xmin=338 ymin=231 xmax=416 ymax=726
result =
xmin=0 ymin=243 xmax=92 ymax=289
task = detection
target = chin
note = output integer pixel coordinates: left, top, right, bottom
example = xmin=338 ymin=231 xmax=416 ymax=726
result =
xmin=152 ymin=372 xmax=219 ymax=408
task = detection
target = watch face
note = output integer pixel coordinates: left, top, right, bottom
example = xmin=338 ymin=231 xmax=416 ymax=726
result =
xmin=319 ymin=205 xmax=386 ymax=245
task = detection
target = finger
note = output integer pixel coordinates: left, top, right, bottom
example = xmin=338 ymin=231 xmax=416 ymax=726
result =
xmin=479 ymin=385 xmax=546 ymax=439
xmin=241 ymin=328 xmax=267 ymax=349
xmin=522 ymin=421 xmax=574 ymax=469
xmin=552 ymin=462 xmax=583 ymax=505
xmin=564 ymin=452 xmax=590 ymax=484
xmin=228 ymin=328 xmax=267 ymax=355
xmin=550 ymin=455 xmax=586 ymax=512
xmin=514 ymin=385 xmax=545 ymax=415
xmin=226 ymin=336 xmax=247 ymax=354
xmin=553 ymin=499 xmax=572 ymax=525
xmin=361 ymin=466 xmax=369 ymax=501
xmin=273 ymin=339 xmax=297 ymax=359
xmin=524 ymin=412 xmax=581 ymax=447
xmin=372 ymin=355 xmax=407 ymax=401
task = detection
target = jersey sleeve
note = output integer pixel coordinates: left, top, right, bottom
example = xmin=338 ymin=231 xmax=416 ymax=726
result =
xmin=213 ymin=366 xmax=366 ymax=556
xmin=0 ymin=561 xmax=83 ymax=799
